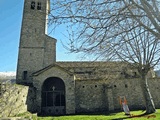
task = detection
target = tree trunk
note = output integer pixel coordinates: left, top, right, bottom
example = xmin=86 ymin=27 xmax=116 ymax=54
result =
xmin=140 ymin=75 xmax=156 ymax=114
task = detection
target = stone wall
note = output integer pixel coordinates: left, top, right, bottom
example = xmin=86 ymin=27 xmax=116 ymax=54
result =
xmin=1 ymin=77 xmax=160 ymax=117
xmin=0 ymin=84 xmax=29 ymax=117
xmin=75 ymin=78 xmax=160 ymax=113
xmin=75 ymin=80 xmax=107 ymax=113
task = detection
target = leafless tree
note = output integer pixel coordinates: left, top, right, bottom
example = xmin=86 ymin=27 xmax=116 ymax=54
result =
xmin=49 ymin=0 xmax=160 ymax=114
xmin=50 ymin=0 xmax=160 ymax=40
xmin=114 ymin=23 xmax=160 ymax=114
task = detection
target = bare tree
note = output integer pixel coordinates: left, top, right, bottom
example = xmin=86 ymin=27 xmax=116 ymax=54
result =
xmin=49 ymin=0 xmax=160 ymax=114
xmin=113 ymin=22 xmax=160 ymax=114
xmin=50 ymin=0 xmax=160 ymax=41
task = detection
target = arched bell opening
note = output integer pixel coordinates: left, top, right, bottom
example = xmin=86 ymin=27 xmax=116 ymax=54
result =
xmin=41 ymin=77 xmax=65 ymax=115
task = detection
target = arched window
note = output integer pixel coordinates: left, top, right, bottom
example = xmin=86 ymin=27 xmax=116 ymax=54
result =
xmin=37 ymin=2 xmax=41 ymax=10
xmin=31 ymin=1 xmax=35 ymax=9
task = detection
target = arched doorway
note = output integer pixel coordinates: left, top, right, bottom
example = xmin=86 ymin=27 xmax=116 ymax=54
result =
xmin=41 ymin=77 xmax=65 ymax=115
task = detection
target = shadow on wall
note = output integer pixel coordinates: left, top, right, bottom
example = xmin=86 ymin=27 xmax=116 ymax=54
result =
xmin=26 ymin=86 xmax=37 ymax=113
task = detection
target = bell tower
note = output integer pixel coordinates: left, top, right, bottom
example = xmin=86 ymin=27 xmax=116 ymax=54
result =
xmin=16 ymin=0 xmax=56 ymax=84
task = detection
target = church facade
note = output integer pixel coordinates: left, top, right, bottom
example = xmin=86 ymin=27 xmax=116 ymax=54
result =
xmin=16 ymin=0 xmax=160 ymax=115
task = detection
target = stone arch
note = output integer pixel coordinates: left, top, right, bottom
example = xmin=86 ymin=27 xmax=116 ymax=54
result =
xmin=41 ymin=77 xmax=66 ymax=115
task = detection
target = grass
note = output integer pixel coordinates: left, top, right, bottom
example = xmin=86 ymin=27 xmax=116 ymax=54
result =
xmin=16 ymin=109 xmax=160 ymax=120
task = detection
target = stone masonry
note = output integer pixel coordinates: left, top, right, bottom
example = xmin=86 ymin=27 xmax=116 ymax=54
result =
xmin=16 ymin=0 xmax=160 ymax=116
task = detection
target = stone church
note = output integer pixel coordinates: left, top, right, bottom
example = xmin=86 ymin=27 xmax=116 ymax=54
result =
xmin=16 ymin=0 xmax=160 ymax=115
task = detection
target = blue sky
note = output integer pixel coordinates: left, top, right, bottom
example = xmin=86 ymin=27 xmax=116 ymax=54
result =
xmin=0 ymin=0 xmax=23 ymax=72
xmin=0 ymin=0 xmax=81 ymax=72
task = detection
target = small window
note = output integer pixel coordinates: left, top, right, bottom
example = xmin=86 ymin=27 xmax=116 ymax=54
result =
xmin=37 ymin=2 xmax=41 ymax=10
xmin=114 ymin=85 xmax=117 ymax=88
xmin=23 ymin=71 xmax=28 ymax=80
xmin=31 ymin=1 xmax=35 ymax=9
xmin=134 ymin=72 xmax=137 ymax=77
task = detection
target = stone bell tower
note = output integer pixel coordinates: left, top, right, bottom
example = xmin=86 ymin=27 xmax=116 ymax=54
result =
xmin=16 ymin=0 xmax=56 ymax=84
